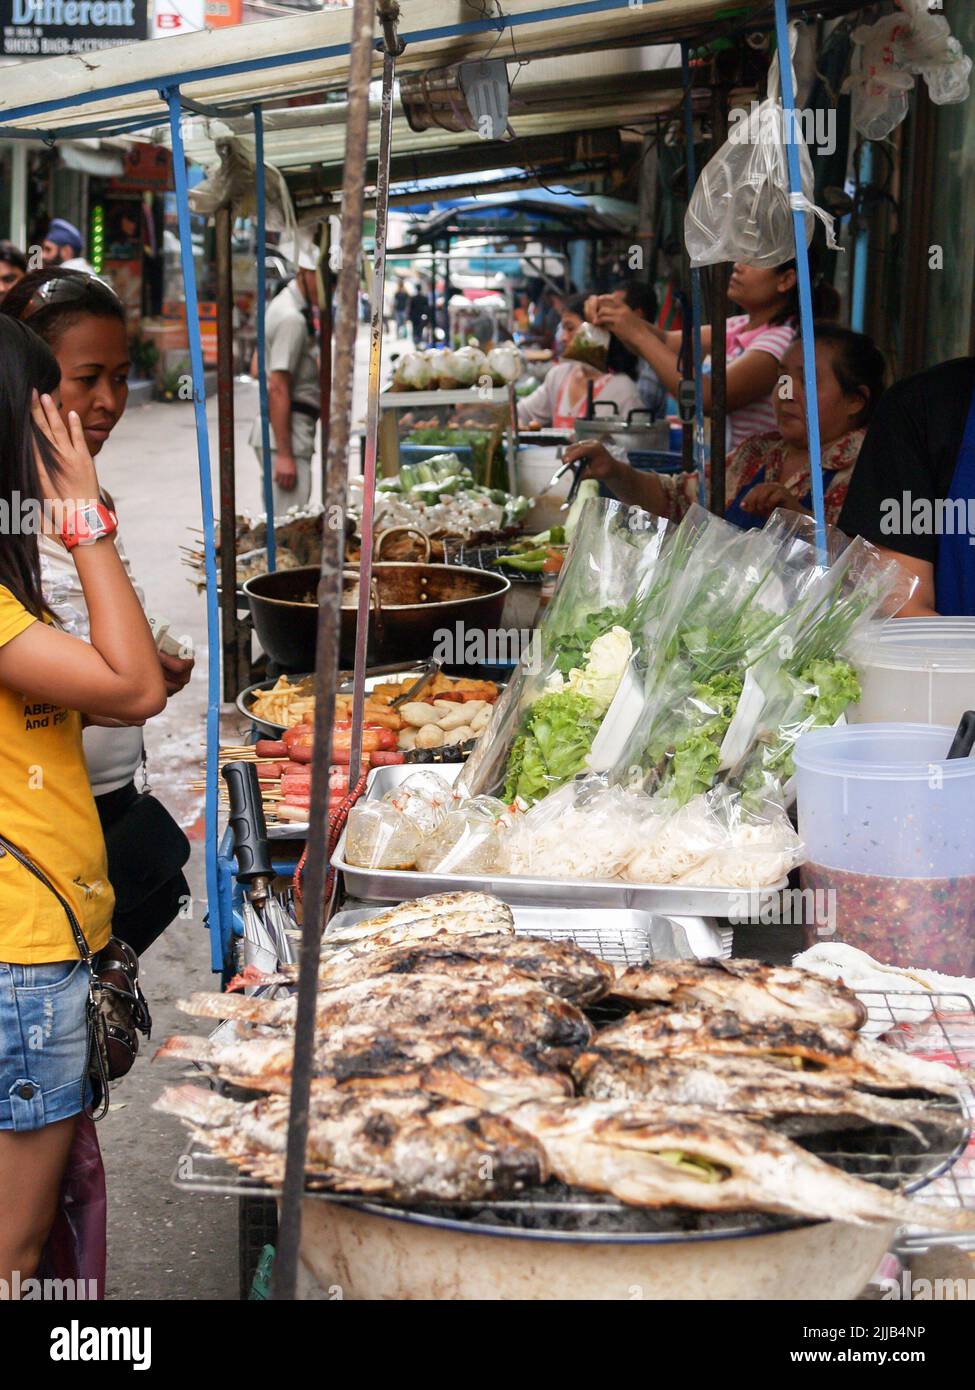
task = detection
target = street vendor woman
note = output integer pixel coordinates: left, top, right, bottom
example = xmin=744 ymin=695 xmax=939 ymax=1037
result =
xmin=250 ymin=242 xmax=321 ymax=513
xmin=839 ymin=357 xmax=975 ymax=617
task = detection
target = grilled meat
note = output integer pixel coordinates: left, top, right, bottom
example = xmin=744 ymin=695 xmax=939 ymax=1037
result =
xmin=322 ymin=892 xmax=514 ymax=952
xmin=156 ymin=1083 xmax=547 ymax=1201
xmin=611 ymin=958 xmax=867 ymax=1031
xmin=594 ymin=1008 xmax=962 ymax=1094
xmin=572 ymin=1049 xmax=948 ymax=1138
xmin=177 ymin=973 xmax=593 ymax=1050
xmin=157 ymin=1030 xmax=571 ymax=1103
xmin=316 ymin=934 xmax=614 ymax=1005
xmin=505 ymin=1099 xmax=975 ymax=1229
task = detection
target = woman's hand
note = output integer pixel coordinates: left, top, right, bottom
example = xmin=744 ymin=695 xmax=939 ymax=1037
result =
xmin=159 ymin=651 xmax=194 ymax=698
xmin=562 ymin=440 xmax=624 ymax=485
xmin=31 ymin=392 xmax=100 ymax=509
xmin=739 ymin=481 xmax=805 ymax=517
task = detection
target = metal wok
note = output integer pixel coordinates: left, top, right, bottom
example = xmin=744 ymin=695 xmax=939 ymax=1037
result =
xmin=243 ymin=561 xmax=509 ymax=672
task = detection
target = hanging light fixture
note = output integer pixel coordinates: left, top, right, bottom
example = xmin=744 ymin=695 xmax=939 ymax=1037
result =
xmin=400 ymin=58 xmax=511 ymax=140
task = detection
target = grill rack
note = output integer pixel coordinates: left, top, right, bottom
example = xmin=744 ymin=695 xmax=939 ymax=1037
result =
xmin=450 ymin=540 xmax=545 ymax=584
xmin=171 ymin=987 xmax=975 ymax=1245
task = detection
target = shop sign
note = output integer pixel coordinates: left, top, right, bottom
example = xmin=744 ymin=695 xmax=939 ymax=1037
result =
xmin=0 ymin=0 xmax=147 ymax=56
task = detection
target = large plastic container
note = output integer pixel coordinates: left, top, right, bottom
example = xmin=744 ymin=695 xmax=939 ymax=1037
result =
xmin=847 ymin=618 xmax=975 ymax=726
xmin=794 ymin=724 xmax=975 ymax=974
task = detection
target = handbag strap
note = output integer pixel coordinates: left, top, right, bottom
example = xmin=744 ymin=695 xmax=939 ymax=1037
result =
xmin=0 ymin=830 xmax=95 ymax=964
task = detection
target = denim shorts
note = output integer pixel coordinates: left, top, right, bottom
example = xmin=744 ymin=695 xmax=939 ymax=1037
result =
xmin=0 ymin=959 xmax=92 ymax=1131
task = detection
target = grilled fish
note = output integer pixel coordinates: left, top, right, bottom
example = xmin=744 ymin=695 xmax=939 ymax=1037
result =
xmin=572 ymin=1049 xmax=949 ymax=1139
xmin=594 ymin=1009 xmax=962 ymax=1094
xmin=323 ymin=892 xmax=514 ymax=951
xmin=178 ymin=973 xmax=593 ymax=1049
xmin=611 ymin=958 xmax=867 ymax=1031
xmin=316 ymin=934 xmax=614 ymax=1005
xmin=157 ymin=1030 xmax=571 ymax=1103
xmin=506 ymin=1099 xmax=975 ymax=1230
xmin=156 ymin=1083 xmax=547 ymax=1201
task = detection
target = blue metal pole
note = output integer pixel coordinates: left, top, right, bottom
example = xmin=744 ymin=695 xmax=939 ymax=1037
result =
xmin=772 ymin=0 xmax=827 ymax=560
xmin=681 ymin=39 xmax=706 ymax=503
xmin=253 ymin=106 xmax=276 ymax=571
xmin=165 ymin=88 xmax=223 ymax=973
xmin=850 ymin=143 xmax=872 ymax=334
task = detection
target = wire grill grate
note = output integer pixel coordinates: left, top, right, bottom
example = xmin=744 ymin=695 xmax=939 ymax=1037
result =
xmin=171 ymin=987 xmax=975 ymax=1244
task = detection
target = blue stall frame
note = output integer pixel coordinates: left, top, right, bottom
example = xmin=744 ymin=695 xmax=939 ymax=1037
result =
xmin=0 ymin=0 xmax=832 ymax=976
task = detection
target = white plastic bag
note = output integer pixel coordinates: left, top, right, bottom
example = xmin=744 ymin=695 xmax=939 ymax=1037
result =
xmin=844 ymin=3 xmax=972 ymax=142
xmin=685 ymin=26 xmax=838 ymax=268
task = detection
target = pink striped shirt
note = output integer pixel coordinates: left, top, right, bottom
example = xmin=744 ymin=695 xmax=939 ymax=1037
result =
xmin=706 ymin=314 xmax=797 ymax=451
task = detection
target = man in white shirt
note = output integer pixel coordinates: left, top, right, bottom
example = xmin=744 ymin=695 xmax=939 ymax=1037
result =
xmin=250 ymin=246 xmax=321 ymax=513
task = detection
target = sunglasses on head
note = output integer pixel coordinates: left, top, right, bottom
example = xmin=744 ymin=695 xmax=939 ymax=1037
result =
xmin=25 ymin=272 xmax=120 ymax=316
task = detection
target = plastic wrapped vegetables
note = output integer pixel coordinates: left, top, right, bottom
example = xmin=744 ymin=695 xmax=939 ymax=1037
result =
xmin=729 ymin=532 xmax=918 ymax=810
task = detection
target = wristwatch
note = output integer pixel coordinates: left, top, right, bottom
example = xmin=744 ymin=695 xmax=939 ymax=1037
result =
xmin=60 ymin=501 xmax=118 ymax=551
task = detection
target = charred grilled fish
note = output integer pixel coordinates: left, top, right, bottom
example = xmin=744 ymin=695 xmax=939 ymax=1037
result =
xmin=322 ymin=892 xmax=514 ymax=951
xmin=506 ymin=1099 xmax=975 ymax=1230
xmin=572 ymin=1049 xmax=949 ymax=1138
xmin=157 ymin=1030 xmax=571 ymax=1103
xmin=594 ymin=1009 xmax=962 ymax=1094
xmin=156 ymin=1084 xmax=547 ymax=1201
xmin=178 ymin=973 xmax=593 ymax=1049
xmin=316 ymin=934 xmax=614 ymax=1005
xmin=611 ymin=958 xmax=866 ymax=1031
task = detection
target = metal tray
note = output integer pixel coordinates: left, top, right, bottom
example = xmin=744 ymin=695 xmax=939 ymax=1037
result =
xmin=333 ymin=764 xmax=787 ymax=917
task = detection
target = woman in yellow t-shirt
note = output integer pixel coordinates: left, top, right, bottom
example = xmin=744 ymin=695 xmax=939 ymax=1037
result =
xmin=0 ymin=317 xmax=165 ymax=1288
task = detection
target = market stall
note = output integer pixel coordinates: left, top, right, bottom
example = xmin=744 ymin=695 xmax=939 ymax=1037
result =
xmin=5 ymin=0 xmax=975 ymax=1305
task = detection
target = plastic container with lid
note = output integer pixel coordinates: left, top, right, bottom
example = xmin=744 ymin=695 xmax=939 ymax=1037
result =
xmin=846 ymin=618 xmax=975 ymax=726
xmin=794 ymin=723 xmax=975 ymax=974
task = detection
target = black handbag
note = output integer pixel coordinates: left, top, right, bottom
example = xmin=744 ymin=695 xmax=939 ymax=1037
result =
xmin=0 ymin=831 xmax=151 ymax=1120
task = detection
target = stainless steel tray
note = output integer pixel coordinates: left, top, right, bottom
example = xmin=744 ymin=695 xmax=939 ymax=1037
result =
xmin=334 ymin=765 xmax=787 ymax=917
xmin=326 ymin=903 xmax=724 ymax=966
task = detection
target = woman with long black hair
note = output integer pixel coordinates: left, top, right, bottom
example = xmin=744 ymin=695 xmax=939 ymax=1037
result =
xmin=3 ymin=269 xmax=193 ymax=956
xmin=0 ymin=316 xmax=164 ymax=1285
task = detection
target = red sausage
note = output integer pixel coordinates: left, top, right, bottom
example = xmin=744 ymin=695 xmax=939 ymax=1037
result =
xmin=255 ymin=739 xmax=288 ymax=758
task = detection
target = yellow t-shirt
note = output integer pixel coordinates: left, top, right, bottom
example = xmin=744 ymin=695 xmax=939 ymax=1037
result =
xmin=0 ymin=584 xmax=114 ymax=963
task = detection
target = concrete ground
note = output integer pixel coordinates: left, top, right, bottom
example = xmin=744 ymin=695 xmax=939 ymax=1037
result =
xmin=88 ymin=321 xmax=407 ymax=1299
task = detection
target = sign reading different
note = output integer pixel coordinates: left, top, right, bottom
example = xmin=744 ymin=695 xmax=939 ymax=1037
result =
xmin=0 ymin=0 xmax=147 ymax=55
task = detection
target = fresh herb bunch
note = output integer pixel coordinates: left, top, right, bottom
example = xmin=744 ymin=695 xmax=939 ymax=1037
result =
xmin=502 ymin=689 xmax=604 ymax=805
xmin=643 ymin=671 xmax=744 ymax=806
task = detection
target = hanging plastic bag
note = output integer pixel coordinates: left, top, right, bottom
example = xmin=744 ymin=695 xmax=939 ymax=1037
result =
xmin=685 ymin=24 xmax=838 ymax=268
xmin=843 ymin=3 xmax=971 ymax=142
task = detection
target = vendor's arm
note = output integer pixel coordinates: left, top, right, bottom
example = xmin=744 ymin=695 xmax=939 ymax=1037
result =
xmin=267 ymin=369 xmax=297 ymax=489
xmin=562 ymin=440 xmax=674 ymax=515
xmin=0 ymin=396 xmax=166 ymax=723
xmin=516 ymin=369 xmax=557 ymax=428
xmin=875 ymin=549 xmax=938 ymax=617
xmin=590 ymin=300 xmax=772 ymax=412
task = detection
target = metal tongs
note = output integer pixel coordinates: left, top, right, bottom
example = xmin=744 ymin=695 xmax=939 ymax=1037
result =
xmin=389 ymin=655 xmax=443 ymax=709
xmin=535 ymin=446 xmax=586 ymax=509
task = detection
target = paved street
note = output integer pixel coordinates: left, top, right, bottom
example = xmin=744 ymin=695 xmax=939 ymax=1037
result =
xmin=93 ymin=343 xmax=357 ymax=1298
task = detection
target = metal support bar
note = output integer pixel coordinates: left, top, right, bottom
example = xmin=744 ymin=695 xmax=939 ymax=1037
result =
xmin=318 ymin=219 xmax=334 ymax=502
xmin=215 ymin=204 xmax=247 ymax=698
xmin=708 ymin=82 xmax=730 ymax=518
xmin=680 ymin=38 xmax=706 ymax=503
xmin=773 ymin=0 xmax=826 ymax=557
xmin=271 ymin=0 xmax=375 ymax=1303
xmin=253 ymin=106 xmax=276 ymax=572
xmin=349 ymin=36 xmax=398 ymax=786
xmin=165 ymin=88 xmax=223 ymax=975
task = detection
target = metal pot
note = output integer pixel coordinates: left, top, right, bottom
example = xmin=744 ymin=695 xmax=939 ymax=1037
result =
xmin=295 ymin=1199 xmax=894 ymax=1301
xmin=243 ymin=561 xmax=509 ymax=672
xmin=574 ymin=405 xmax=669 ymax=453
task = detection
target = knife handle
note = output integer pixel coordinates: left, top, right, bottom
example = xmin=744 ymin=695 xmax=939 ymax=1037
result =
xmin=222 ymin=761 xmax=273 ymax=882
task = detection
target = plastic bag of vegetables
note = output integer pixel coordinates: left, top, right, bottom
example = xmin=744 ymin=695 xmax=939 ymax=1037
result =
xmin=392 ymin=352 xmax=433 ymax=392
xmin=433 ymin=346 xmax=488 ymax=390
xmin=562 ymin=322 xmax=610 ymax=372
xmin=486 ymin=343 xmax=523 ymax=386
